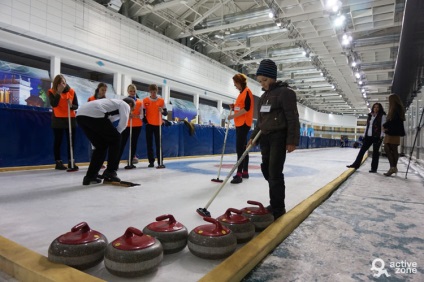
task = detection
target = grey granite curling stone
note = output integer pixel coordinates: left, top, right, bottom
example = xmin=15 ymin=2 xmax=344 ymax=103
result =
xmin=143 ymin=214 xmax=188 ymax=254
xmin=104 ymin=227 xmax=163 ymax=277
xmin=241 ymin=200 xmax=274 ymax=231
xmin=188 ymin=217 xmax=237 ymax=260
xmin=217 ymin=208 xmax=255 ymax=243
xmin=48 ymin=222 xmax=108 ymax=270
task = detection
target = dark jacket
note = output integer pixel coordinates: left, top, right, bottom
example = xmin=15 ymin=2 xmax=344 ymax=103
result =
xmin=251 ymin=81 xmax=300 ymax=145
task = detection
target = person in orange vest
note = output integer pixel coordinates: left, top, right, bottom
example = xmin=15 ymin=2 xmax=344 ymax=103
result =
xmin=228 ymin=73 xmax=254 ymax=184
xmin=119 ymin=84 xmax=143 ymax=169
xmin=142 ymin=84 xmax=167 ymax=167
xmin=87 ymin=82 xmax=107 ymax=102
xmin=48 ymin=74 xmax=79 ymax=170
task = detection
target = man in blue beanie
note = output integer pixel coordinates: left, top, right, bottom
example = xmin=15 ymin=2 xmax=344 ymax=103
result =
xmin=248 ymin=59 xmax=300 ymax=220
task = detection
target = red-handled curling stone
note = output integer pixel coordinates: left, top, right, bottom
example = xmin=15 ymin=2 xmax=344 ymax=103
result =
xmin=241 ymin=200 xmax=274 ymax=232
xmin=217 ymin=208 xmax=255 ymax=244
xmin=188 ymin=217 xmax=237 ymax=259
xmin=48 ymin=222 xmax=107 ymax=270
xmin=104 ymin=227 xmax=163 ymax=277
xmin=142 ymin=214 xmax=188 ymax=254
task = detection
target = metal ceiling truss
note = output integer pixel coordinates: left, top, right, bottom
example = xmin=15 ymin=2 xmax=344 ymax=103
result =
xmin=91 ymin=0 xmax=410 ymax=116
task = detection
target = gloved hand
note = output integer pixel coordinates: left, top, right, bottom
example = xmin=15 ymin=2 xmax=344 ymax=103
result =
xmin=142 ymin=117 xmax=148 ymax=124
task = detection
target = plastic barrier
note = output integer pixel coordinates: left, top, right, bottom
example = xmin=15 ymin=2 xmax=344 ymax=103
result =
xmin=0 ymin=105 xmax=343 ymax=168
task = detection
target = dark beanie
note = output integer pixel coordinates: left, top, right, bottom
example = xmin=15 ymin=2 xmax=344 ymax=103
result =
xmin=256 ymin=59 xmax=277 ymax=80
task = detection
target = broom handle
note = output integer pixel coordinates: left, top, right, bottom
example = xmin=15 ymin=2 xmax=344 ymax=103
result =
xmin=204 ymin=130 xmax=261 ymax=209
xmin=67 ymin=98 xmax=74 ymax=168
xmin=216 ymin=109 xmax=233 ymax=179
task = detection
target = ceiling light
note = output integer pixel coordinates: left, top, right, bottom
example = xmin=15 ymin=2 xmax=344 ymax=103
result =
xmin=355 ymin=72 xmax=361 ymax=79
xmin=358 ymin=80 xmax=363 ymax=85
xmin=276 ymin=22 xmax=282 ymax=27
xmin=351 ymin=61 xmax=357 ymax=67
xmin=224 ymin=30 xmax=230 ymax=35
xmin=189 ymin=36 xmax=194 ymax=41
xmin=334 ymin=15 xmax=345 ymax=27
xmin=269 ymin=12 xmax=274 ymax=18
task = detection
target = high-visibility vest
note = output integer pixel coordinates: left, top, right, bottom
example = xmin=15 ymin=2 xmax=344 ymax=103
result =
xmin=127 ymin=99 xmax=143 ymax=127
xmin=143 ymin=96 xmax=165 ymax=126
xmin=234 ymin=87 xmax=254 ymax=127
xmin=48 ymin=88 xmax=76 ymax=118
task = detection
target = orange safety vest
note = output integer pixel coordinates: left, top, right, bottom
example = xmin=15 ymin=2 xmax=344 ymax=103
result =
xmin=143 ymin=96 xmax=165 ymax=126
xmin=234 ymin=87 xmax=254 ymax=127
xmin=127 ymin=99 xmax=143 ymax=127
xmin=87 ymin=95 xmax=96 ymax=102
xmin=48 ymin=88 xmax=76 ymax=118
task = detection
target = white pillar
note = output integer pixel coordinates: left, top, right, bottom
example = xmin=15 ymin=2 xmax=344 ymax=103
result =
xmin=113 ymin=72 xmax=122 ymax=96
xmin=217 ymin=100 xmax=223 ymax=114
xmin=50 ymin=56 xmax=61 ymax=80
xmin=162 ymin=80 xmax=170 ymax=104
xmin=121 ymin=74 xmax=132 ymax=96
xmin=194 ymin=93 xmax=200 ymax=124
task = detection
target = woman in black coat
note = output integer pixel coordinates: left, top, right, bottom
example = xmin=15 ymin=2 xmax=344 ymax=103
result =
xmin=347 ymin=103 xmax=386 ymax=172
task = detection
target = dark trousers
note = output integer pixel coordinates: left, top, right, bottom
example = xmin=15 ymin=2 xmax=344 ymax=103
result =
xmin=53 ymin=127 xmax=76 ymax=162
xmin=145 ymin=124 xmax=162 ymax=165
xmin=351 ymin=136 xmax=382 ymax=170
xmin=119 ymin=126 xmax=142 ymax=164
xmin=77 ymin=116 xmax=121 ymax=178
xmin=384 ymin=143 xmax=399 ymax=168
xmin=260 ymin=131 xmax=287 ymax=212
xmin=235 ymin=124 xmax=250 ymax=174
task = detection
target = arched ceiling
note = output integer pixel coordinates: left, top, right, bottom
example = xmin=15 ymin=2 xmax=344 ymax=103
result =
xmin=95 ymin=0 xmax=413 ymax=116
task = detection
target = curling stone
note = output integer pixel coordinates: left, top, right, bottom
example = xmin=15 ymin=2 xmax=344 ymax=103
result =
xmin=48 ymin=222 xmax=107 ymax=270
xmin=188 ymin=217 xmax=237 ymax=260
xmin=142 ymin=214 xmax=188 ymax=254
xmin=241 ymin=200 xmax=274 ymax=232
xmin=104 ymin=227 xmax=163 ymax=277
xmin=217 ymin=208 xmax=255 ymax=244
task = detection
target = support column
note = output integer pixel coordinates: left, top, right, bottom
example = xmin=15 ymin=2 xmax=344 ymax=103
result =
xmin=50 ymin=56 xmax=61 ymax=80
xmin=162 ymin=80 xmax=171 ymax=120
xmin=113 ymin=72 xmax=122 ymax=96
xmin=121 ymin=74 xmax=132 ymax=96
xmin=194 ymin=93 xmax=200 ymax=124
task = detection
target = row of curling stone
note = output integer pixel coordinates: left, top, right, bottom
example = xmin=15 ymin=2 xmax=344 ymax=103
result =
xmin=48 ymin=215 xmax=186 ymax=278
xmin=188 ymin=200 xmax=274 ymax=260
xmin=47 ymin=201 xmax=273 ymax=276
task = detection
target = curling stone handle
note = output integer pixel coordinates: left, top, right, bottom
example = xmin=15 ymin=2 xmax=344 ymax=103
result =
xmin=203 ymin=217 xmax=225 ymax=233
xmin=225 ymin=208 xmax=242 ymax=217
xmin=247 ymin=200 xmax=266 ymax=212
xmin=71 ymin=222 xmax=91 ymax=233
xmin=124 ymin=227 xmax=144 ymax=238
xmin=156 ymin=214 xmax=176 ymax=224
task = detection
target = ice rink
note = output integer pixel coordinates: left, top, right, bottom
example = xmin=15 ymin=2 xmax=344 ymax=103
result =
xmin=2 ymin=147 xmax=422 ymax=281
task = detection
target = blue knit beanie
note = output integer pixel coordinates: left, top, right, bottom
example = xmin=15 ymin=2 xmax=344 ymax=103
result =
xmin=256 ymin=59 xmax=277 ymax=80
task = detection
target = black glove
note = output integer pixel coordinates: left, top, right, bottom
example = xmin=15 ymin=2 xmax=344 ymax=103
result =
xmin=142 ymin=117 xmax=148 ymax=124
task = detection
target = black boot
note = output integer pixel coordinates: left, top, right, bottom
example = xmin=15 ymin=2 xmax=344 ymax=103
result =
xmin=68 ymin=160 xmax=79 ymax=170
xmin=55 ymin=160 xmax=67 ymax=170
xmin=102 ymin=169 xmax=121 ymax=182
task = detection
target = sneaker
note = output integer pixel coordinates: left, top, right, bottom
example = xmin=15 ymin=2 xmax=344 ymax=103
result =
xmin=346 ymin=164 xmax=358 ymax=169
xmin=148 ymin=163 xmax=154 ymax=168
xmin=55 ymin=160 xmax=67 ymax=170
xmin=230 ymin=176 xmax=242 ymax=184
xmin=242 ymin=172 xmax=249 ymax=179
xmin=102 ymin=169 xmax=121 ymax=182
xmin=369 ymin=170 xmax=377 ymax=173
xmin=83 ymin=176 xmax=102 ymax=185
